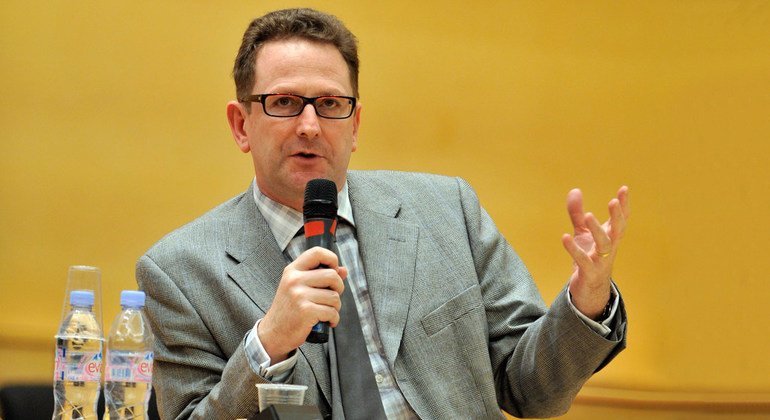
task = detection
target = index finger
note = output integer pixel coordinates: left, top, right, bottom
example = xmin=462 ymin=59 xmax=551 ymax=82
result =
xmin=617 ymin=185 xmax=631 ymax=219
xmin=293 ymin=246 xmax=340 ymax=271
xmin=566 ymin=188 xmax=587 ymax=231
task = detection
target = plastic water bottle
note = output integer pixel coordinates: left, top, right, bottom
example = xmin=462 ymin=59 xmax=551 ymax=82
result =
xmin=103 ymin=291 xmax=154 ymax=420
xmin=53 ymin=290 xmax=104 ymax=420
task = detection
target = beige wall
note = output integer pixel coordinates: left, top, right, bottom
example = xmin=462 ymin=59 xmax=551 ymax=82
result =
xmin=1 ymin=1 xmax=769 ymax=417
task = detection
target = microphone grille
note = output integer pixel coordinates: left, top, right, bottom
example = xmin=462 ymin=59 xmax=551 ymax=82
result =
xmin=303 ymin=179 xmax=338 ymax=219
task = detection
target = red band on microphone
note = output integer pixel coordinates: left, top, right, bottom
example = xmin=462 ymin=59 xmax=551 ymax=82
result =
xmin=304 ymin=220 xmax=325 ymax=238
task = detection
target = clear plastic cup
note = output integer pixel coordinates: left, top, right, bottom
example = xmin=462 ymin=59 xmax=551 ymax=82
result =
xmin=256 ymin=383 xmax=308 ymax=411
xmin=58 ymin=265 xmax=103 ymax=330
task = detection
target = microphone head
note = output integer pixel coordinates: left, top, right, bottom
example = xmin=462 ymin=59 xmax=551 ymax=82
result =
xmin=303 ymin=178 xmax=338 ymax=220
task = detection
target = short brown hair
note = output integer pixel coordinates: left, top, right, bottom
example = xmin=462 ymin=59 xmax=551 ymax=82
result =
xmin=233 ymin=8 xmax=360 ymax=105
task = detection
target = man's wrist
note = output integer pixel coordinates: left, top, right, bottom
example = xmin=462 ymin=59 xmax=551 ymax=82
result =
xmin=256 ymin=318 xmax=292 ymax=363
xmin=600 ymin=288 xmax=617 ymax=320
xmin=245 ymin=320 xmax=298 ymax=381
xmin=566 ymin=282 xmax=620 ymax=337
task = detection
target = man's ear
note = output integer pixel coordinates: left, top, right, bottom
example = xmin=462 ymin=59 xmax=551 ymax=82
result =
xmin=351 ymin=102 xmax=362 ymax=152
xmin=226 ymin=101 xmax=251 ymax=153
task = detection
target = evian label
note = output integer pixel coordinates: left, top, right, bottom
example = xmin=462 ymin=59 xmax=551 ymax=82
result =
xmin=54 ymin=348 xmax=102 ymax=382
xmin=105 ymin=351 xmax=154 ymax=383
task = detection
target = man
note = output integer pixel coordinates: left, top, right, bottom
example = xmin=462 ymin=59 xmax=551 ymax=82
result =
xmin=137 ymin=8 xmax=630 ymax=420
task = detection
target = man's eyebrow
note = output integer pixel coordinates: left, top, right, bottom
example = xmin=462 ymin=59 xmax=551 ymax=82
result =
xmin=315 ymin=89 xmax=348 ymax=97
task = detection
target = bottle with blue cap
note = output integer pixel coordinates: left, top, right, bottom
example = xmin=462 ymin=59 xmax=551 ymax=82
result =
xmin=103 ymin=290 xmax=154 ymax=420
xmin=53 ymin=289 xmax=104 ymax=419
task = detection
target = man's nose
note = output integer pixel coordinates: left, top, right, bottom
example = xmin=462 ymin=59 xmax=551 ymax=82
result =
xmin=296 ymin=104 xmax=321 ymax=138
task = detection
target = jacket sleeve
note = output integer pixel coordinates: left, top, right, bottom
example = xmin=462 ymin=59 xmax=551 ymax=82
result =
xmin=456 ymin=177 xmax=627 ymax=418
xmin=136 ymin=254 xmax=264 ymax=420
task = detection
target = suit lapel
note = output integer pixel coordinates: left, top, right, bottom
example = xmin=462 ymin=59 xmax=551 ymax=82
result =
xmin=223 ymin=183 xmax=331 ymax=407
xmin=348 ymin=173 xmax=419 ymax=368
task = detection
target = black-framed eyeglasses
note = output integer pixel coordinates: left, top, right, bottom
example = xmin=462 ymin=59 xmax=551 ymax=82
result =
xmin=239 ymin=93 xmax=357 ymax=119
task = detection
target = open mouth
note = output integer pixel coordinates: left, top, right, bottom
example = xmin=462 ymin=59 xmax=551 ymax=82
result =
xmin=294 ymin=152 xmax=319 ymax=159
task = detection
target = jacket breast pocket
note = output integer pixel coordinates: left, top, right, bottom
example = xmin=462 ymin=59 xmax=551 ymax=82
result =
xmin=421 ymin=284 xmax=484 ymax=336
xmin=417 ymin=284 xmax=495 ymax=417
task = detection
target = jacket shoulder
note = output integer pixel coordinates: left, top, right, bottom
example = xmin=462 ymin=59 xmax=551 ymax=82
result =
xmin=348 ymin=170 xmax=469 ymax=199
xmin=141 ymin=189 xmax=252 ymax=260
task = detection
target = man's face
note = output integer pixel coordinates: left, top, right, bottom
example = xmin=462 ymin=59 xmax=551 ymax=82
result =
xmin=237 ymin=39 xmax=361 ymax=210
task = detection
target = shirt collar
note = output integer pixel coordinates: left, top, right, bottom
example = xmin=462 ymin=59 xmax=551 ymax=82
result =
xmin=251 ymin=178 xmax=355 ymax=252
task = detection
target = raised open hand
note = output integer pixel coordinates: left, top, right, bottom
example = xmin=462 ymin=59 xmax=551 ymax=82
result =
xmin=561 ymin=186 xmax=630 ymax=319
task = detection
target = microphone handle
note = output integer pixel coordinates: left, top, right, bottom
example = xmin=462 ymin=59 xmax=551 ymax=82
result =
xmin=305 ymin=218 xmax=336 ymax=343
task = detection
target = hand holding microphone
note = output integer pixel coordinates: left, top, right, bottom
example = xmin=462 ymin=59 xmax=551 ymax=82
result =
xmin=256 ymin=179 xmax=344 ymax=362
xmin=302 ymin=179 xmax=340 ymax=343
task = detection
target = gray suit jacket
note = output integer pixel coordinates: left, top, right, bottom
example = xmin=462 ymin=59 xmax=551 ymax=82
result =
xmin=136 ymin=171 xmax=626 ymax=419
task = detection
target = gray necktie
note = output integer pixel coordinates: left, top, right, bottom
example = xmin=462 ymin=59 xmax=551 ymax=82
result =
xmin=333 ymin=269 xmax=387 ymax=419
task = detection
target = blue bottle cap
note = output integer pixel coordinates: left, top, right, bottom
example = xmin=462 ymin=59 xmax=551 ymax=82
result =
xmin=120 ymin=290 xmax=146 ymax=308
xmin=70 ymin=290 xmax=95 ymax=307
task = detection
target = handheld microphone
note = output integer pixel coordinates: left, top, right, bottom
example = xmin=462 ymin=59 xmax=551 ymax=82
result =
xmin=303 ymin=178 xmax=338 ymax=344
